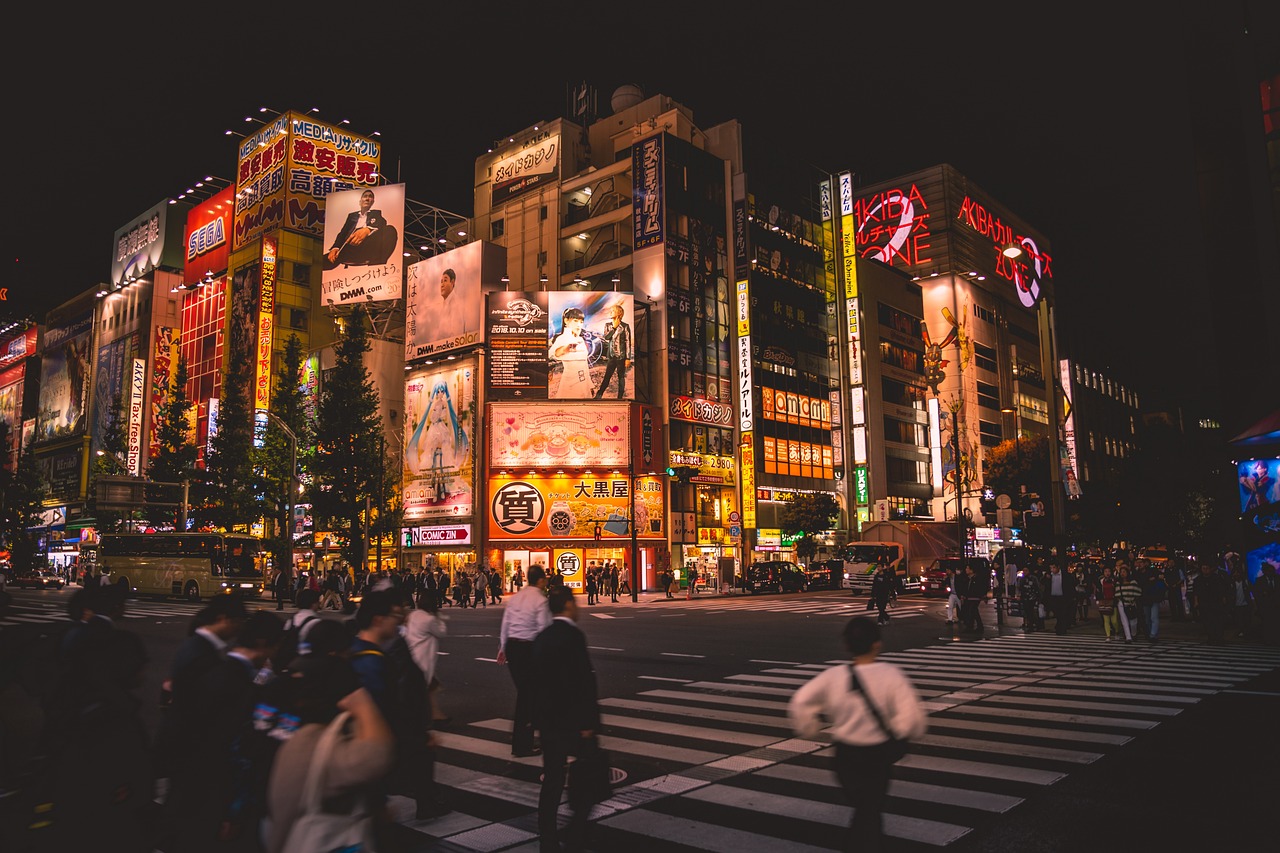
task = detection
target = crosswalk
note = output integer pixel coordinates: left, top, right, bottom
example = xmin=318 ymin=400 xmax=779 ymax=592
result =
xmin=0 ymin=596 xmax=210 ymax=628
xmin=389 ymin=634 xmax=1280 ymax=852
xmin=631 ymin=590 xmax=938 ymax=619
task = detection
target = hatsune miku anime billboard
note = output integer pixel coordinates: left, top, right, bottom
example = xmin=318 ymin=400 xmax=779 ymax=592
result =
xmin=403 ymin=358 xmax=476 ymax=522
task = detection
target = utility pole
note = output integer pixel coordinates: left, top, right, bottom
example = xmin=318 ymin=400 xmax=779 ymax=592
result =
xmin=376 ymin=431 xmax=384 ymax=573
xmin=952 ymin=409 xmax=965 ymax=559
xmin=630 ymin=442 xmax=639 ymax=603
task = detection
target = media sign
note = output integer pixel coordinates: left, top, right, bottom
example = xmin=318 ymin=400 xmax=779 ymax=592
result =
xmin=183 ymin=187 xmax=234 ymax=284
xmin=491 ymin=133 xmax=560 ymax=205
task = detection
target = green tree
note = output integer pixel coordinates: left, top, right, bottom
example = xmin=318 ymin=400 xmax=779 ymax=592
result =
xmin=204 ymin=312 xmax=256 ymax=530
xmin=780 ymin=493 xmax=841 ymax=564
xmin=0 ymin=428 xmax=50 ymax=570
xmin=256 ymin=334 xmax=313 ymax=568
xmin=982 ymin=433 xmax=1051 ymax=503
xmin=148 ymin=353 xmax=198 ymax=528
xmin=87 ymin=392 xmax=129 ymax=532
xmin=311 ymin=308 xmax=383 ymax=567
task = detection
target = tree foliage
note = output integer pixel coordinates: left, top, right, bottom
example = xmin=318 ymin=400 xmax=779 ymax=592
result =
xmin=204 ymin=311 xmax=257 ymax=530
xmin=148 ymin=353 xmax=198 ymax=527
xmin=87 ymin=392 xmax=128 ymax=532
xmin=310 ymin=308 xmax=384 ymax=567
xmin=780 ymin=493 xmax=841 ymax=563
xmin=983 ymin=433 xmax=1051 ymax=503
xmin=256 ymin=334 xmax=313 ymax=568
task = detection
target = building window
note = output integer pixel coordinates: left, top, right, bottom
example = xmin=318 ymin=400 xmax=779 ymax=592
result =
xmin=291 ymin=262 xmax=311 ymax=284
xmin=881 ymin=377 xmax=925 ymax=410
xmin=885 ymin=456 xmax=929 ymax=485
xmin=882 ymin=416 xmax=926 ymax=447
xmin=540 ymin=205 xmax=548 ymax=221
xmin=972 ymin=304 xmax=995 ymax=324
xmin=1089 ymin=432 xmax=1096 ymax=451
xmin=978 ymin=419 xmax=1003 ymax=448
xmin=976 ymin=380 xmax=1001 ymax=411
xmin=491 ymin=218 xmax=505 ymax=239
xmin=973 ymin=342 xmax=997 ymax=373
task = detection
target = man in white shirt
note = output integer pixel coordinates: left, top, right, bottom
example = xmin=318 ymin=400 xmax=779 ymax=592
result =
xmin=496 ymin=565 xmax=551 ymax=756
xmin=789 ymin=617 xmax=926 ymax=852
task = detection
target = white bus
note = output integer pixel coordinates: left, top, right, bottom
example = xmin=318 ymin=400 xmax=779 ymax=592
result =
xmin=99 ymin=533 xmax=268 ymax=601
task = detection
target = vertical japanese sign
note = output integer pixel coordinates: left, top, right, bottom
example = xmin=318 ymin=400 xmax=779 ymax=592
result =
xmin=149 ymin=327 xmax=178 ymax=459
xmin=233 ymin=115 xmax=289 ymax=250
xmin=839 ymin=172 xmax=856 ymax=298
xmin=127 ymin=358 xmax=146 ymax=475
xmin=847 ymin=297 xmax=862 ymax=386
xmin=740 ymin=437 xmax=757 ymax=529
xmin=633 ymin=134 xmax=665 ymax=249
xmin=854 ymin=465 xmax=869 ymax=505
xmin=255 ymin=234 xmax=277 ymax=411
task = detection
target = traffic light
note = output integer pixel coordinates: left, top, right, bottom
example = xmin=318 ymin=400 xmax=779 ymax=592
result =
xmin=594 ymin=523 xmax=602 ymax=541
xmin=665 ymin=465 xmax=697 ymax=486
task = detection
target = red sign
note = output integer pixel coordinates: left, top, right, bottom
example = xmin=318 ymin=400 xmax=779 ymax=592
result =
xmin=853 ymin=184 xmax=934 ymax=269
xmin=955 ymin=195 xmax=1053 ymax=307
xmin=0 ymin=327 xmax=37 ymax=370
xmin=669 ymin=395 xmax=733 ymax=426
xmin=184 ymin=186 xmax=234 ymax=285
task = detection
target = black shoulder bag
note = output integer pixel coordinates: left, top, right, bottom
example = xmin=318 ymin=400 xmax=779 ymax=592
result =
xmin=849 ymin=665 xmax=909 ymax=763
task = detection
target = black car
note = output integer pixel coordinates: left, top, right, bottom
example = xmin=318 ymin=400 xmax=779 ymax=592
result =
xmin=920 ymin=557 xmax=992 ymax=598
xmin=745 ymin=561 xmax=807 ymax=594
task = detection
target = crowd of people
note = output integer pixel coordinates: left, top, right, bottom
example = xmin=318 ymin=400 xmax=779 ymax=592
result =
xmin=267 ymin=562 xmax=514 ymax=613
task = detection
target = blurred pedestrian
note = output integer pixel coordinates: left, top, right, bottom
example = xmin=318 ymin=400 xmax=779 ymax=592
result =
xmin=533 ymin=587 xmax=603 ymax=853
xmin=1229 ymin=566 xmax=1254 ymax=639
xmin=407 ymin=590 xmax=450 ymax=725
xmin=497 ymin=565 xmax=551 ymax=757
xmin=870 ymin=564 xmax=894 ymax=625
xmin=789 ymin=617 xmax=927 ymax=853
xmin=1195 ymin=558 xmax=1229 ymax=644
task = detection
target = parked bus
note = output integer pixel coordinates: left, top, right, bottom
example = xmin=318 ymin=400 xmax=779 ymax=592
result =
xmin=99 ymin=533 xmax=268 ymax=601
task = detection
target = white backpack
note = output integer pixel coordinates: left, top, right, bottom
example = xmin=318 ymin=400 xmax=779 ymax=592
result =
xmin=280 ymin=712 xmax=377 ymax=853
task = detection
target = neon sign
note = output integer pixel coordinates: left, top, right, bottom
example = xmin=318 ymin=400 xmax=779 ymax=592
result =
xmin=853 ymin=184 xmax=933 ymax=268
xmin=956 ymin=196 xmax=1053 ymax=308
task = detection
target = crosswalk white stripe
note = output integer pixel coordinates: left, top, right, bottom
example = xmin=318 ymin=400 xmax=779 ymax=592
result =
xmin=599 ymin=808 xmax=834 ymax=853
xmin=925 ymin=716 xmax=1133 ymax=745
xmin=639 ymin=689 xmax=791 ymax=712
xmin=892 ymin=752 xmax=1066 ymax=785
xmin=942 ymin=704 xmax=1159 ymax=729
xmin=913 ymin=733 xmax=1102 ymax=764
xmin=753 ymin=764 xmax=1024 ymax=813
xmin=600 ymin=698 xmax=790 ymax=730
xmin=1049 ymin=678 xmax=1216 ymax=694
xmin=682 ymin=784 xmax=972 ymax=846
xmin=1011 ymin=685 xmax=1201 ymax=704
xmin=685 ymin=680 xmax=797 ymax=696
xmin=725 ymin=674 xmax=810 ymax=686
xmin=469 ymin=718 xmax=728 ymax=765
xmin=598 ymin=713 xmax=779 ymax=747
xmin=978 ymin=694 xmax=1183 ymax=716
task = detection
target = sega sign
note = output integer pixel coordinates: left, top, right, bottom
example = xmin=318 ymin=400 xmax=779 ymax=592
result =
xmin=183 ymin=186 xmax=234 ymax=283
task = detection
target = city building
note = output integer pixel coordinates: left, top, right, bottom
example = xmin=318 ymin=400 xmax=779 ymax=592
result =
xmin=838 ymin=165 xmax=1061 ymax=534
xmin=0 ymin=320 xmax=40 ymax=471
xmin=472 ymin=87 xmax=742 ymax=589
xmin=1058 ymin=358 xmax=1142 ymax=490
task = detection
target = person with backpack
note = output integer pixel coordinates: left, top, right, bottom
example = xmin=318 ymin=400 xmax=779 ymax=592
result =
xmin=274 ymin=589 xmax=323 ymax=673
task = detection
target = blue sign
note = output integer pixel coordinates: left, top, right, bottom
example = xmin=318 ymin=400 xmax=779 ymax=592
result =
xmin=729 ymin=525 xmax=741 ymax=538
xmin=632 ymin=134 xmax=665 ymax=249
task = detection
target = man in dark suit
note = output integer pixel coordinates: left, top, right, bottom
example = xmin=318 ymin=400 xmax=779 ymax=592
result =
xmin=323 ymin=188 xmax=399 ymax=270
xmin=533 ymin=587 xmax=602 ymax=853
xmin=593 ymin=303 xmax=632 ymax=399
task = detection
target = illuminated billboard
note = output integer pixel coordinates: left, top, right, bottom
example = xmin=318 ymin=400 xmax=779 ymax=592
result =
xmin=150 ymin=327 xmax=179 ymax=459
xmin=321 ymin=183 xmax=405 ymax=305
xmin=184 ymin=187 xmax=234 ymax=284
xmin=233 ymin=112 xmax=381 ymax=250
xmin=1239 ymin=459 xmax=1280 ymax=514
xmin=491 ymin=133 xmax=560 ymax=205
xmin=488 ymin=473 xmax=665 ymax=540
xmin=405 ymin=242 xmax=485 ymax=360
xmin=111 ymin=200 xmax=185 ymax=287
xmin=486 ymin=292 xmax=550 ymax=397
xmin=633 ymin=134 xmax=664 ymax=249
xmin=255 ymin=235 xmax=277 ymax=410
xmin=489 ymin=403 xmax=631 ymax=470
xmin=404 ymin=359 xmax=476 ymax=522
xmin=36 ymin=313 xmax=93 ymax=441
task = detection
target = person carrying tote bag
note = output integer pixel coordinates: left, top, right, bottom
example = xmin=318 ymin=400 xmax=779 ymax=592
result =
xmin=268 ymin=680 xmax=393 ymax=853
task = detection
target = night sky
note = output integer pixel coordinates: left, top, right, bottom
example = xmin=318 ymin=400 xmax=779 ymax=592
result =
xmin=6 ymin=3 xmax=1275 ymax=427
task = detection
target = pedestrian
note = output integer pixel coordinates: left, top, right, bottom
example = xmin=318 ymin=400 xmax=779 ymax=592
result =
xmin=1229 ymin=566 xmax=1255 ymax=639
xmin=1137 ymin=561 xmax=1166 ymax=642
xmin=585 ymin=569 xmax=598 ymax=606
xmin=473 ymin=569 xmax=488 ymax=608
xmin=1115 ymin=563 xmax=1140 ymax=643
xmin=1074 ymin=564 xmax=1091 ymax=623
xmin=1165 ymin=559 xmax=1188 ymax=622
xmin=457 ymin=571 xmax=472 ymax=608
xmin=1041 ymin=563 xmax=1072 ymax=635
xmin=273 ymin=567 xmax=291 ymax=611
xmin=618 ymin=563 xmax=631 ymax=597
xmin=689 ymin=566 xmax=699 ymax=596
xmin=273 ymin=589 xmax=323 ymax=672
xmin=406 ymin=589 xmax=450 ymax=726
xmin=788 ymin=617 xmax=927 ymax=853
xmin=1253 ymin=562 xmax=1280 ymax=645
xmin=1019 ymin=568 xmax=1042 ymax=632
xmin=944 ymin=564 xmax=960 ymax=627
xmin=1194 ymin=558 xmax=1229 ymax=644
xmin=512 ymin=566 xmax=524 ymax=594
xmin=489 ymin=568 xmax=503 ymax=604
xmin=957 ymin=563 xmax=987 ymax=635
xmin=497 ymin=565 xmax=551 ymax=758
xmin=533 ymin=587 xmax=603 ymax=853
xmin=192 ymin=612 xmax=284 ymax=850
xmin=1095 ymin=565 xmax=1121 ymax=641
xmin=266 ymin=663 xmax=393 ymax=853
xmin=870 ymin=564 xmax=894 ymax=625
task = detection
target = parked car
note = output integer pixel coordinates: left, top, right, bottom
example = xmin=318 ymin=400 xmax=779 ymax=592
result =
xmin=920 ymin=557 xmax=992 ymax=598
xmin=805 ymin=562 xmax=842 ymax=590
xmin=745 ymin=561 xmax=807 ymax=594
xmin=13 ymin=570 xmax=65 ymax=590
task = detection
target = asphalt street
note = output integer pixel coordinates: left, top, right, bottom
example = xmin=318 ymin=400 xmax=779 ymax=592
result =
xmin=2 ymin=586 xmax=1277 ymax=852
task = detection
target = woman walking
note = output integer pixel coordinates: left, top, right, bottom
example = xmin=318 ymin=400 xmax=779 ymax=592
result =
xmin=789 ymin=617 xmax=927 ymax=853
xmin=1115 ymin=562 xmax=1141 ymax=643
xmin=1095 ymin=565 xmax=1120 ymax=640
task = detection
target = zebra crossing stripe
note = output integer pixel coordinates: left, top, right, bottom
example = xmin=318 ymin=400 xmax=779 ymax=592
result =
xmin=599 ymin=808 xmax=835 ymax=853
xmin=753 ymin=763 xmax=1025 ymax=813
xmin=469 ymin=719 xmax=729 ymax=765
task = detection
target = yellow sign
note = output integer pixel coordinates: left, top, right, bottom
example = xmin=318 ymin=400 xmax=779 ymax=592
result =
xmin=255 ymin=233 xmax=277 ymax=409
xmin=740 ymin=437 xmax=757 ymax=529
xmin=736 ymin=279 xmax=750 ymax=337
xmin=553 ymin=548 xmax=585 ymax=590
xmin=668 ymin=450 xmax=736 ymax=486
xmin=841 ymin=213 xmax=857 ymax=298
xmin=697 ymin=527 xmax=726 ymax=546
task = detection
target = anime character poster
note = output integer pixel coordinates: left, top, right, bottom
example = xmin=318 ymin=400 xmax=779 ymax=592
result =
xmin=403 ymin=359 xmax=475 ymax=522
xmin=37 ymin=314 xmax=94 ymax=441
xmin=546 ymin=291 xmax=634 ymax=400
xmin=1238 ymin=459 xmax=1280 ymax=514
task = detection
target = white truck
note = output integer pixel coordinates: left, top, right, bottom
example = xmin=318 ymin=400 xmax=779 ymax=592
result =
xmin=842 ymin=520 xmax=957 ymax=593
